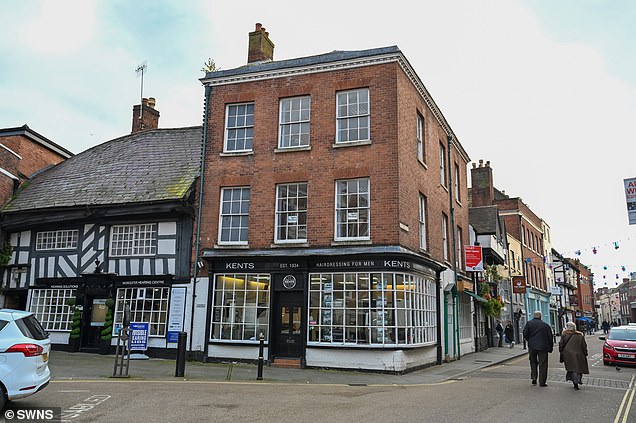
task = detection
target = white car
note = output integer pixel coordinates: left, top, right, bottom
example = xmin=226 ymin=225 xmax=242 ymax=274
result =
xmin=0 ymin=309 xmax=51 ymax=410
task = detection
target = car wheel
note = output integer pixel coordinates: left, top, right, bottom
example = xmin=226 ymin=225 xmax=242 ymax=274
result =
xmin=603 ymin=360 xmax=610 ymax=366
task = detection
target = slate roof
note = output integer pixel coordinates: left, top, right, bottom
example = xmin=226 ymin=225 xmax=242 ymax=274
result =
xmin=469 ymin=206 xmax=500 ymax=234
xmin=2 ymin=126 xmax=202 ymax=213
xmin=201 ymin=46 xmax=401 ymax=80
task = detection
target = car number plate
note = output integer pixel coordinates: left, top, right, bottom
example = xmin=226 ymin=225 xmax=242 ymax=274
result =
xmin=42 ymin=352 xmax=48 ymax=362
xmin=617 ymin=353 xmax=634 ymax=359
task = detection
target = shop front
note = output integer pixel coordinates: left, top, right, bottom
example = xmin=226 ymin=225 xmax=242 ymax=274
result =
xmin=203 ymin=248 xmax=445 ymax=372
xmin=30 ymin=274 xmax=184 ymax=356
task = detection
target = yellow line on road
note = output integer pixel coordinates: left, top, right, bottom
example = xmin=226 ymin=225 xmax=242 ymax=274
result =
xmin=614 ymin=374 xmax=635 ymax=423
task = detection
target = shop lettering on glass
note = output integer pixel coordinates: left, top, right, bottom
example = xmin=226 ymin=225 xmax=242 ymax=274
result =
xmin=315 ymin=260 xmax=376 ymax=268
xmin=225 ymin=262 xmax=255 ymax=270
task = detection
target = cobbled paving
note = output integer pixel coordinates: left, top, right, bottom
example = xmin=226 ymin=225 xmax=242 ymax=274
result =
xmin=471 ymin=368 xmax=631 ymax=390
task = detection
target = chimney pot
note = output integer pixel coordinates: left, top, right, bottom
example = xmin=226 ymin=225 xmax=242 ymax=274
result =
xmin=248 ymin=22 xmax=275 ymax=63
xmin=472 ymin=162 xmax=476 ymax=168
xmin=148 ymin=97 xmax=156 ymax=108
xmin=486 ymin=160 xmax=490 ymax=167
xmin=479 ymin=159 xmax=484 ymax=167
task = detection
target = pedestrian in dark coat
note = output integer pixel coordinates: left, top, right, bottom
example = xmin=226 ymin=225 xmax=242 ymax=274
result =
xmin=504 ymin=320 xmax=515 ymax=348
xmin=559 ymin=321 xmax=589 ymax=390
xmin=522 ymin=310 xmax=553 ymax=387
xmin=496 ymin=320 xmax=504 ymax=347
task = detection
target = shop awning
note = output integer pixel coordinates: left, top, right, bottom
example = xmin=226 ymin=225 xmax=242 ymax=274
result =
xmin=463 ymin=289 xmax=488 ymax=303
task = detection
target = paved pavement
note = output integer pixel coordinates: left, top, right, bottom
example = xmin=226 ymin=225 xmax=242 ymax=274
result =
xmin=48 ymin=343 xmax=529 ymax=386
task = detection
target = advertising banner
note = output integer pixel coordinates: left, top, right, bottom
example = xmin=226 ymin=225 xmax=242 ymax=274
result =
xmin=129 ymin=322 xmax=149 ymax=351
xmin=624 ymin=177 xmax=636 ymax=224
xmin=167 ymin=287 xmax=187 ymax=344
xmin=465 ymin=246 xmax=484 ymax=271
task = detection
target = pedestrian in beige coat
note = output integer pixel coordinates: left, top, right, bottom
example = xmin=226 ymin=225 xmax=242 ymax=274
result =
xmin=559 ymin=321 xmax=589 ymax=390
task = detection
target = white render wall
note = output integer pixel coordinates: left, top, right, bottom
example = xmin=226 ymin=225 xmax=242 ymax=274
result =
xmin=306 ymin=345 xmax=438 ymax=372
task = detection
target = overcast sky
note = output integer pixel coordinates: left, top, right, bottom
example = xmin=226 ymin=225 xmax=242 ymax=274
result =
xmin=2 ymin=0 xmax=634 ymax=289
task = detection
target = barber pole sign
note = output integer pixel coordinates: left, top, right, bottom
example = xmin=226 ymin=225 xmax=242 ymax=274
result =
xmin=624 ymin=177 xmax=636 ymax=225
xmin=465 ymin=245 xmax=483 ymax=271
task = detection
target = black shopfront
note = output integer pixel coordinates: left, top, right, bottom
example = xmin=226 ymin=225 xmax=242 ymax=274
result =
xmin=203 ymin=248 xmax=444 ymax=370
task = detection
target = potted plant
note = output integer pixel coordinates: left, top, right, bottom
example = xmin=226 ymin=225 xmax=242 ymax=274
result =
xmin=66 ymin=298 xmax=81 ymax=352
xmin=99 ymin=298 xmax=115 ymax=354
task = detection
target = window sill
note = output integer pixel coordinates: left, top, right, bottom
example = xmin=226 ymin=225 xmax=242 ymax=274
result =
xmin=332 ymin=139 xmax=372 ymax=148
xmin=270 ymin=242 xmax=310 ymax=248
xmin=418 ymin=248 xmax=432 ymax=258
xmin=214 ymin=244 xmax=250 ymax=249
xmin=274 ymin=146 xmax=311 ymax=153
xmin=418 ymin=158 xmax=428 ymax=169
xmin=331 ymin=239 xmax=372 ymax=246
xmin=220 ymin=151 xmax=254 ymax=157
xmin=440 ymin=184 xmax=449 ymax=193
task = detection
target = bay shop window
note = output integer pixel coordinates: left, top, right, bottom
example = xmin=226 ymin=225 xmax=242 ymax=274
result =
xmin=308 ymin=272 xmax=437 ymax=346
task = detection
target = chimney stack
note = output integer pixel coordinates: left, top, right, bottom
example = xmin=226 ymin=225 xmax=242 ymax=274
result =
xmin=248 ymin=23 xmax=274 ymax=63
xmin=470 ymin=159 xmax=495 ymax=207
xmin=131 ymin=97 xmax=160 ymax=133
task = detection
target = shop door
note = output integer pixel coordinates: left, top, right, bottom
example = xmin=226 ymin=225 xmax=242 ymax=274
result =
xmin=274 ymin=292 xmax=304 ymax=358
xmin=81 ymin=296 xmax=109 ymax=349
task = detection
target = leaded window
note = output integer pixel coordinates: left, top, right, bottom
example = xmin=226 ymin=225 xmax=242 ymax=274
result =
xmin=29 ymin=289 xmax=76 ymax=331
xmin=110 ymin=224 xmax=157 ymax=256
xmin=36 ymin=230 xmax=79 ymax=251
xmin=114 ymin=287 xmax=169 ymax=336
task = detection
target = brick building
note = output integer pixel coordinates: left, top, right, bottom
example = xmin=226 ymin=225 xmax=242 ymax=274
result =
xmin=190 ymin=25 xmax=471 ymax=372
xmin=0 ymin=125 xmax=73 ymax=210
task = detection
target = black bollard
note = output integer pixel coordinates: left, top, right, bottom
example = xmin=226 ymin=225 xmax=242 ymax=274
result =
xmin=175 ymin=331 xmax=187 ymax=377
xmin=257 ymin=333 xmax=264 ymax=380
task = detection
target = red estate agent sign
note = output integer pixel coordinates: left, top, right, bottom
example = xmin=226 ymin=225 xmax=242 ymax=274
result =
xmin=465 ymin=245 xmax=483 ymax=271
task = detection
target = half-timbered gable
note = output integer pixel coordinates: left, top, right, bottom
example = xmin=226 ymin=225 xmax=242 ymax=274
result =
xmin=1 ymin=124 xmax=202 ymax=353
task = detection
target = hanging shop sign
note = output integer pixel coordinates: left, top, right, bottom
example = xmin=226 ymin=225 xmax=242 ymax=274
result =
xmin=464 ymin=245 xmax=483 ymax=271
xmin=512 ymin=276 xmax=527 ymax=294
xmin=624 ymin=177 xmax=636 ymax=225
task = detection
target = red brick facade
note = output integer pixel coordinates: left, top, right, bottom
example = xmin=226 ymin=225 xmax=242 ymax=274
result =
xmin=0 ymin=126 xmax=72 ymax=206
xmin=198 ymin=52 xmax=469 ymax=272
xmin=496 ymin=197 xmax=546 ymax=291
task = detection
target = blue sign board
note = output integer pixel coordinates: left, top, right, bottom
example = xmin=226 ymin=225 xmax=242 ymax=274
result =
xmin=129 ymin=322 xmax=149 ymax=351
xmin=167 ymin=331 xmax=180 ymax=343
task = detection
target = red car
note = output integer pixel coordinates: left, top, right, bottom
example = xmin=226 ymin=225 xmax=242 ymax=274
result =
xmin=601 ymin=325 xmax=636 ymax=366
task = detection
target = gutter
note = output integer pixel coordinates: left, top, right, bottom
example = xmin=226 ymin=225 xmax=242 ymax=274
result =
xmin=189 ymin=84 xmax=211 ymax=353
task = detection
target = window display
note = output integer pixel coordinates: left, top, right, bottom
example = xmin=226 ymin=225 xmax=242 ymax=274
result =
xmin=210 ymin=273 xmax=270 ymax=342
xmin=308 ymin=272 xmax=437 ymax=346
